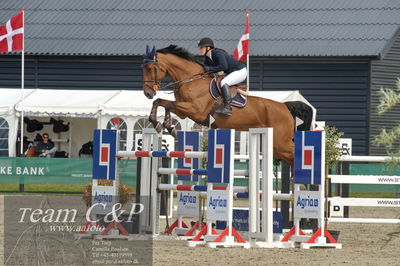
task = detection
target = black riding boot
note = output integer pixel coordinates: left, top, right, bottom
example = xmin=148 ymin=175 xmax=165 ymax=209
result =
xmin=216 ymin=84 xmax=232 ymax=116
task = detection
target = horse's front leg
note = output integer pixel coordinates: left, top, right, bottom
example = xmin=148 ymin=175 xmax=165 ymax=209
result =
xmin=160 ymin=100 xmax=191 ymax=137
xmin=150 ymin=99 xmax=209 ymax=136
xmin=164 ymin=101 xmax=210 ymax=129
xmin=150 ymin=99 xmax=185 ymax=135
xmin=149 ymin=99 xmax=167 ymax=133
xmin=163 ymin=108 xmax=177 ymax=137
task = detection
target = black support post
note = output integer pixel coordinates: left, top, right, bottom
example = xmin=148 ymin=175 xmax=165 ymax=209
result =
xmin=281 ymin=161 xmax=292 ymax=228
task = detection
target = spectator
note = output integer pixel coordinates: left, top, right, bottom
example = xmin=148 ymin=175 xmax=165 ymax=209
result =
xmin=35 ymin=133 xmax=57 ymax=157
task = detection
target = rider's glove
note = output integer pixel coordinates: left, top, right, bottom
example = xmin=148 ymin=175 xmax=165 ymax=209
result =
xmin=204 ymin=65 xmax=213 ymax=73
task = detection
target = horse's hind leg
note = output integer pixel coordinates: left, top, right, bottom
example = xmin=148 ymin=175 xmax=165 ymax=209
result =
xmin=277 ymin=149 xmax=294 ymax=171
xmin=274 ymin=133 xmax=294 ymax=175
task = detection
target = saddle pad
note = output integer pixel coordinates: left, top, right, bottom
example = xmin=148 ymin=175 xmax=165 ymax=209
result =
xmin=209 ymin=78 xmax=247 ymax=108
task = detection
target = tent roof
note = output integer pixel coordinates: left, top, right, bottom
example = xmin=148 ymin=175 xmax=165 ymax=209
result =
xmin=0 ymin=88 xmax=35 ymax=114
xmin=0 ymin=88 xmax=35 ymax=107
xmin=101 ymin=90 xmax=176 ymax=117
xmin=0 ymin=88 xmax=314 ymax=118
xmin=14 ymin=89 xmax=119 ymax=117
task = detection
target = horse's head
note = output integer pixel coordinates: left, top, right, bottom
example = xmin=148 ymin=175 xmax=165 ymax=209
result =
xmin=142 ymin=45 xmax=167 ymax=99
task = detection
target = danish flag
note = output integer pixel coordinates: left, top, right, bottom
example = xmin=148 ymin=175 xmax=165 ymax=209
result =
xmin=0 ymin=12 xmax=24 ymax=53
xmin=233 ymin=11 xmax=250 ymax=62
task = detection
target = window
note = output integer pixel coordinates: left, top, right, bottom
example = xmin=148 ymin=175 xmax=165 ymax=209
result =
xmin=235 ymin=131 xmax=248 ymax=155
xmin=0 ymin=117 xmax=9 ymax=157
xmin=133 ymin=118 xmax=154 ymax=150
xmin=235 ymin=131 xmax=241 ymax=154
xmin=106 ymin=117 xmax=127 ymax=151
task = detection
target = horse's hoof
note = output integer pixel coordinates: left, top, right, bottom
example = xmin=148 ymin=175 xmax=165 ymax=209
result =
xmin=154 ymin=122 xmax=163 ymax=133
xmin=171 ymin=127 xmax=177 ymax=138
xmin=163 ymin=121 xmax=171 ymax=130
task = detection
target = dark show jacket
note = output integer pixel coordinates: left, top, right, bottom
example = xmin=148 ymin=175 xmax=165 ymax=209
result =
xmin=204 ymin=48 xmax=246 ymax=74
xmin=35 ymin=141 xmax=54 ymax=153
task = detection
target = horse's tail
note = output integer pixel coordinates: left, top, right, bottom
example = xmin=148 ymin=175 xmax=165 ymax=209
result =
xmin=283 ymin=101 xmax=315 ymax=131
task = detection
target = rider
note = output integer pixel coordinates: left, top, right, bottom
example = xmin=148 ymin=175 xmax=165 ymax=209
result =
xmin=198 ymin=37 xmax=247 ymax=116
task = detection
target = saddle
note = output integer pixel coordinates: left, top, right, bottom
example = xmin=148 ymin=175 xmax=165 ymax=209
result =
xmin=209 ymin=76 xmax=248 ymax=108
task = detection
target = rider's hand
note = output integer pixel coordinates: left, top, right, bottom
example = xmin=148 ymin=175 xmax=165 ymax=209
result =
xmin=204 ymin=65 xmax=212 ymax=73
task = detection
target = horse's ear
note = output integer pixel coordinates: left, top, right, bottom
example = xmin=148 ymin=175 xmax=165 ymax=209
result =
xmin=146 ymin=45 xmax=150 ymax=56
xmin=150 ymin=46 xmax=156 ymax=59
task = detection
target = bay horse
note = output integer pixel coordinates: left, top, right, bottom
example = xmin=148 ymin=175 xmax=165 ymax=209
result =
xmin=142 ymin=45 xmax=306 ymax=166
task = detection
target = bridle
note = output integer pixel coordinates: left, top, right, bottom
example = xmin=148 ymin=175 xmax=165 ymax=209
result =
xmin=143 ymin=57 xmax=210 ymax=93
xmin=142 ymin=58 xmax=161 ymax=92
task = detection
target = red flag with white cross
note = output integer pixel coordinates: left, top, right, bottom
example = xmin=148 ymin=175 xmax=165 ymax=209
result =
xmin=233 ymin=11 xmax=250 ymax=62
xmin=0 ymin=12 xmax=24 ymax=53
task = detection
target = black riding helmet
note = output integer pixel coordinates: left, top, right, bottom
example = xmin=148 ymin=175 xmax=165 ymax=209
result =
xmin=198 ymin=37 xmax=214 ymax=48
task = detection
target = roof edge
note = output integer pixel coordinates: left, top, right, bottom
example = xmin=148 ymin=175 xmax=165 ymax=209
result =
xmin=379 ymin=25 xmax=400 ymax=59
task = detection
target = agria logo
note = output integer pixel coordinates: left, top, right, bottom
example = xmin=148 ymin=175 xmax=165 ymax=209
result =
xmin=296 ymin=194 xmax=319 ymax=209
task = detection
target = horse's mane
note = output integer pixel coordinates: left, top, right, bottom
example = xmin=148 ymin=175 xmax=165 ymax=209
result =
xmin=157 ymin=45 xmax=203 ymax=66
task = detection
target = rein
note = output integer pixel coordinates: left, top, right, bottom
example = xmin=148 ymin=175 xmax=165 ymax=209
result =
xmin=159 ymin=72 xmax=209 ymax=91
xmin=143 ymin=58 xmax=210 ymax=92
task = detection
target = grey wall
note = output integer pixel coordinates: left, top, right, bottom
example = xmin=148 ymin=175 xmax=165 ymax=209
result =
xmin=0 ymin=56 xmax=142 ymax=90
xmin=370 ymin=34 xmax=400 ymax=155
xmin=0 ymin=55 xmax=371 ymax=155
xmin=252 ymin=58 xmax=370 ymax=155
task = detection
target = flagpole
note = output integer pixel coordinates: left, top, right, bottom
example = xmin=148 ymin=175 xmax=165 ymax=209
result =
xmin=246 ymin=53 xmax=249 ymax=93
xmin=246 ymin=11 xmax=250 ymax=94
xmin=20 ymin=8 xmax=25 ymax=155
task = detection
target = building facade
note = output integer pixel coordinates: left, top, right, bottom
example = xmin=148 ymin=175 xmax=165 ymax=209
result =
xmin=1 ymin=0 xmax=400 ymax=155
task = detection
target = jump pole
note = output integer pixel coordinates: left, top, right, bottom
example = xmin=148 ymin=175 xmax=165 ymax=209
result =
xmin=172 ymin=131 xmax=204 ymax=236
xmin=248 ymin=128 xmax=292 ymax=248
xmin=136 ymin=128 xmax=162 ymax=236
xmin=248 ymin=128 xmax=273 ymax=246
xmin=131 ymin=130 xmax=207 ymax=237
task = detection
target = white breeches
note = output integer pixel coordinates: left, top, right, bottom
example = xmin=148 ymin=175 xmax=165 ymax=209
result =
xmin=221 ymin=68 xmax=247 ymax=86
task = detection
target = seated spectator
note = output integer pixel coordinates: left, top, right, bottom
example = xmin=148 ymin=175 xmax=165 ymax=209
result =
xmin=35 ymin=133 xmax=57 ymax=157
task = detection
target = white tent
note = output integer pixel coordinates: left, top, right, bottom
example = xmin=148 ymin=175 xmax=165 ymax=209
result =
xmin=15 ymin=89 xmax=120 ymax=118
xmin=99 ymin=90 xmax=198 ymax=147
xmin=101 ymin=90 xmax=176 ymax=117
xmin=0 ymin=89 xmax=34 ymax=157
xmin=0 ymin=88 xmax=316 ymax=157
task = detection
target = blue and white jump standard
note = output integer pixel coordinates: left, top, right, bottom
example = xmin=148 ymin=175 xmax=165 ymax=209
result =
xmin=281 ymin=131 xmax=342 ymax=249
